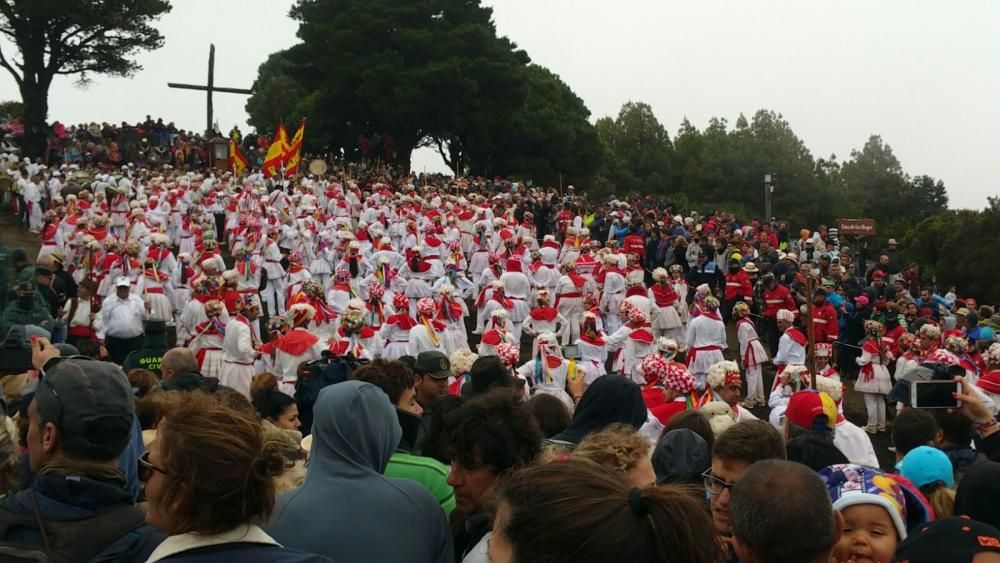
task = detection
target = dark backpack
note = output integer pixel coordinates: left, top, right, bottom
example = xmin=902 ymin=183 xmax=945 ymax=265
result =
xmin=295 ymin=352 xmax=368 ymax=435
xmin=0 ymin=493 xmax=147 ymax=563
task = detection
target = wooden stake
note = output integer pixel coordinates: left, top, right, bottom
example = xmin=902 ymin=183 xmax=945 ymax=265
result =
xmin=805 ymin=275 xmax=817 ymax=387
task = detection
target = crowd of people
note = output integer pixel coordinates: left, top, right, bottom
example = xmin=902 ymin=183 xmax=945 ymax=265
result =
xmin=0 ymin=132 xmax=996 ymax=562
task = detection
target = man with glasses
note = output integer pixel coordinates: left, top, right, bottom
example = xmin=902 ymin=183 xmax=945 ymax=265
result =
xmin=0 ymin=357 xmax=163 ymax=560
xmin=703 ymin=420 xmax=785 ymax=562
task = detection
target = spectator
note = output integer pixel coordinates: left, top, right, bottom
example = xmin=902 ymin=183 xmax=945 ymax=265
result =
xmin=572 ymin=423 xmax=656 ymax=487
xmin=892 ymin=407 xmax=939 ymax=461
xmin=895 ymin=517 xmax=1000 ymax=563
xmin=954 ymin=461 xmax=1000 ymax=530
xmin=652 ymin=428 xmax=711 ymax=486
xmin=142 ymin=391 xmax=329 ymax=562
xmin=158 ymin=347 xmax=220 ymax=393
xmin=444 ymin=389 xmax=542 ymax=559
xmin=354 ymin=358 xmax=456 ymax=515
xmin=525 ymin=393 xmax=571 ymax=438
xmin=820 ymin=464 xmax=932 ymax=562
xmin=896 ymin=445 xmax=956 ymax=517
xmin=706 ymin=420 xmax=785 ymax=548
xmin=488 ymin=460 xmax=722 ymax=563
xmin=1 ymin=280 xmax=53 ymax=337
xmin=268 ymin=380 xmax=453 ymax=563
xmin=0 ymin=359 xmax=163 ymax=560
xmin=412 ymin=350 xmax=452 ymax=453
xmin=782 ymin=390 xmax=848 ymax=471
xmin=252 ymin=388 xmax=301 ymax=432
xmin=127 ymin=368 xmax=159 ymax=399
xmin=730 ymin=460 xmax=841 ymax=563
xmin=549 ymin=375 xmax=647 ymax=447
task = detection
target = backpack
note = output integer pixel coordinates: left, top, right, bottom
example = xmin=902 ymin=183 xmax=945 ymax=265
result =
xmin=0 ymin=492 xmax=147 ymax=563
xmin=295 ymin=351 xmax=368 ymax=435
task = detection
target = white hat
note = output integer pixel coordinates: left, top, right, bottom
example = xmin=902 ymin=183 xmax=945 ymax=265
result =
xmin=777 ymin=309 xmax=796 ymax=323
xmin=115 ymin=276 xmax=131 ymax=288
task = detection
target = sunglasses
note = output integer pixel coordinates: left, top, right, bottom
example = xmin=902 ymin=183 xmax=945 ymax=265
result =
xmin=138 ymin=451 xmax=168 ymax=482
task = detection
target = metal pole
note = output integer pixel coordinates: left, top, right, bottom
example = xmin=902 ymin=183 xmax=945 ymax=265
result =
xmin=763 ymin=174 xmax=772 ymax=220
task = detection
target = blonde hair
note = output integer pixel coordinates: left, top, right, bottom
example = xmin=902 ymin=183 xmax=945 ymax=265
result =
xmin=571 ymin=423 xmax=650 ymax=477
xmin=922 ymin=483 xmax=955 ymax=518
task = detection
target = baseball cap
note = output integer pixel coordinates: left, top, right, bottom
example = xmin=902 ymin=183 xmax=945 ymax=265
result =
xmin=414 ymin=351 xmax=451 ymax=379
xmin=896 ymin=445 xmax=955 ymax=488
xmin=785 ymin=390 xmax=838 ymax=432
xmin=115 ymin=276 xmax=130 ymax=288
xmin=34 ymin=359 xmax=134 ymax=453
xmin=896 ymin=517 xmax=1000 ymax=563
xmin=15 ymin=280 xmax=35 ymax=293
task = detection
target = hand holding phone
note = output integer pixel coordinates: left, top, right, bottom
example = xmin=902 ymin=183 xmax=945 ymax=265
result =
xmin=911 ymin=380 xmax=961 ymax=409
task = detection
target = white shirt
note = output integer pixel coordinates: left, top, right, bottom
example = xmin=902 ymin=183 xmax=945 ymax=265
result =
xmin=146 ymin=524 xmax=280 ymax=563
xmin=98 ymin=293 xmax=146 ymax=339
xmin=774 ymin=331 xmax=807 ymax=366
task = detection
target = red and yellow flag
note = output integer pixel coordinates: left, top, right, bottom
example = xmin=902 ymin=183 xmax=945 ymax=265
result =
xmin=229 ymin=139 xmax=248 ymax=176
xmin=284 ymin=119 xmax=306 ymax=176
xmin=262 ymin=123 xmax=290 ymax=178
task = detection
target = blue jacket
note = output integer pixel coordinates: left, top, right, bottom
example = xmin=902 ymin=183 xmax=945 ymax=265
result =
xmin=155 ymin=543 xmax=330 ymax=562
xmin=0 ymin=472 xmax=164 ymax=562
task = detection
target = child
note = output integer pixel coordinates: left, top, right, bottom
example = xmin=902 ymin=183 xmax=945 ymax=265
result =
xmin=820 ymin=464 xmax=932 ymax=563
xmin=814 ymin=343 xmax=840 ymax=381
xmin=855 ymin=320 xmax=893 ymax=433
xmin=733 ymin=301 xmax=767 ymax=407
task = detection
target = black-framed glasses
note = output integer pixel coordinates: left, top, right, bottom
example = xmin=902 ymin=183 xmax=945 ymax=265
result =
xmin=138 ymin=451 xmax=168 ymax=482
xmin=702 ymin=470 xmax=737 ymax=496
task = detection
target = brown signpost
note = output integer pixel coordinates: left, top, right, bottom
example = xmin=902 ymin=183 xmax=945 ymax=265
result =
xmin=836 ymin=218 xmax=877 ymax=237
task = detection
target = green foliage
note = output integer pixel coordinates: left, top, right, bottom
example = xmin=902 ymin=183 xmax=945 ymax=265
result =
xmin=0 ymin=0 xmax=171 ymax=156
xmin=0 ymin=100 xmax=22 ymax=120
xmin=904 ymin=209 xmax=1000 ymax=302
xmin=462 ymin=65 xmax=601 ymax=186
xmin=249 ymin=0 xmax=536 ymax=168
xmin=245 ymin=51 xmax=307 ymax=137
xmin=595 ymin=104 xmax=947 ymax=232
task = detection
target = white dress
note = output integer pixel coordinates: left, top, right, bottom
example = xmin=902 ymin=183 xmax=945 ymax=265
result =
xmin=684 ymin=314 xmax=727 ymax=389
xmin=218 ymin=316 xmax=258 ymax=398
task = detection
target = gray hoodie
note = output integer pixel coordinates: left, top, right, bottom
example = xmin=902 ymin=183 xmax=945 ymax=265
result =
xmin=267 ymin=380 xmax=454 ymax=563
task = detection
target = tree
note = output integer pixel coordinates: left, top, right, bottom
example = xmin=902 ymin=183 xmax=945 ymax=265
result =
xmin=904 ymin=209 xmax=1000 ymax=302
xmin=245 ymin=50 xmax=307 ymax=137
xmin=256 ymin=0 xmax=531 ymax=170
xmin=595 ymin=101 xmax=672 ymax=195
xmin=0 ymin=0 xmax=171 ymax=157
xmin=464 ymin=64 xmax=601 ymax=185
xmin=0 ymin=99 xmax=22 ymax=120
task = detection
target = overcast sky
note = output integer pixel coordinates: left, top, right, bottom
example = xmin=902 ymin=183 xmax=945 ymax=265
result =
xmin=1 ymin=0 xmax=996 ymax=209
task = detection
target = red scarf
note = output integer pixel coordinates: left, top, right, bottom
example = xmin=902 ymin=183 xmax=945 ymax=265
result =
xmin=276 ymin=329 xmax=320 ymax=356
xmin=530 ymin=307 xmax=559 ymax=322
xmin=651 ymin=283 xmax=679 ymax=307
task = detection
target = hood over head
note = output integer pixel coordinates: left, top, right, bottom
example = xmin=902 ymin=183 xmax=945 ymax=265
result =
xmin=309 ymin=380 xmax=401 ymax=478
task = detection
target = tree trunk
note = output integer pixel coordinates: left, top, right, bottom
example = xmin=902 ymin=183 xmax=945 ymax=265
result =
xmin=396 ymin=143 xmax=413 ymax=176
xmin=20 ymin=80 xmax=49 ymax=161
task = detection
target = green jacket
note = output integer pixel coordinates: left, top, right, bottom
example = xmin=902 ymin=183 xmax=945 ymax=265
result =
xmin=0 ymin=301 xmax=53 ymax=337
xmin=385 ymin=451 xmax=456 ymax=516
xmin=0 ymin=243 xmax=10 ymax=288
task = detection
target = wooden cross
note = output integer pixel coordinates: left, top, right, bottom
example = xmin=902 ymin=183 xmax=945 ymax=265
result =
xmin=167 ymin=44 xmax=253 ymax=136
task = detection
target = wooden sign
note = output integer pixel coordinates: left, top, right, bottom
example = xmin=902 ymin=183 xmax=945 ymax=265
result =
xmin=836 ymin=218 xmax=876 ymax=237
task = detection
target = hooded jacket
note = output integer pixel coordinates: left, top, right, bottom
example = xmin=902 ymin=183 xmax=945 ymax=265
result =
xmin=550 ymin=375 xmax=647 ymax=446
xmin=267 ymin=380 xmax=453 ymax=563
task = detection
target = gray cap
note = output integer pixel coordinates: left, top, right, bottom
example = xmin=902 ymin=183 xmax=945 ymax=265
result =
xmin=35 ymin=359 xmax=134 ymax=446
xmin=414 ymin=350 xmax=451 ymax=379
